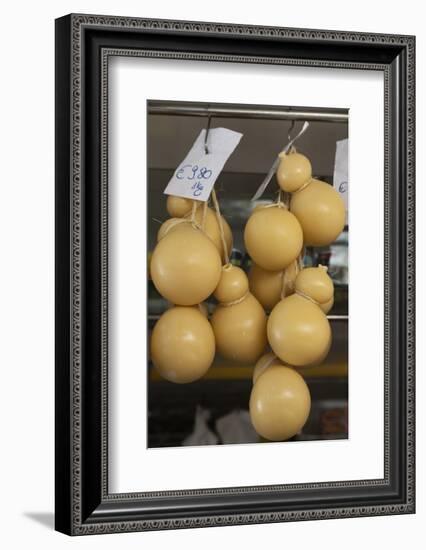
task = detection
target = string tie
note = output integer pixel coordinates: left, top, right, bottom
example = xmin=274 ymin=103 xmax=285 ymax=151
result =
xmin=218 ymin=291 xmax=249 ymax=308
xmin=295 ymin=289 xmax=320 ymax=306
xmin=294 ymin=177 xmax=313 ymax=194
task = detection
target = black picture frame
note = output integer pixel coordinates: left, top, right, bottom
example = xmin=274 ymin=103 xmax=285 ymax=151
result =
xmin=55 ymin=13 xmax=415 ymax=535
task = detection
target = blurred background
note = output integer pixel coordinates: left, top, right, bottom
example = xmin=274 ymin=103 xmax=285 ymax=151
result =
xmin=147 ymin=100 xmax=348 ymax=448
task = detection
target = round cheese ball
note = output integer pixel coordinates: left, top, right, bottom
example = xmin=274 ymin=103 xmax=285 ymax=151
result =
xmin=295 ymin=266 xmax=334 ymax=305
xmin=250 ymin=365 xmax=311 ymax=441
xmin=150 ymin=223 xmax=222 ymax=305
xmin=151 ymin=306 xmax=215 ymax=383
xmin=214 ymin=264 xmax=249 ymax=304
xmin=248 ymin=264 xmax=283 ymax=311
xmin=276 ymin=151 xmax=312 ymax=193
xmin=244 ymin=206 xmax=303 ymax=271
xmin=166 ymin=195 xmax=196 ymax=218
xmin=290 ymin=179 xmax=345 ymax=246
xmin=211 ymin=293 xmax=267 ymax=363
xmin=267 ymin=294 xmax=331 ymax=367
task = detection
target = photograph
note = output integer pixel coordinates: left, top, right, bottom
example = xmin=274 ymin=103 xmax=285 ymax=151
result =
xmin=146 ymin=100 xmax=349 ymax=448
xmin=0 ymin=1 xmax=421 ymax=548
xmin=52 ymin=11 xmax=415 ymax=537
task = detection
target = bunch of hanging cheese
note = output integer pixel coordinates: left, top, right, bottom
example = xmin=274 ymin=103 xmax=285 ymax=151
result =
xmin=150 ymin=194 xmax=268 ymax=384
xmin=211 ymin=263 xmax=267 ymax=365
xmin=150 ymin=196 xmax=224 ymax=383
xmin=246 ymin=150 xmax=345 ymax=441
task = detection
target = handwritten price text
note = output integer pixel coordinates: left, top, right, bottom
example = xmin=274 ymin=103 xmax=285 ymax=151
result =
xmin=175 ymin=164 xmax=213 ymax=197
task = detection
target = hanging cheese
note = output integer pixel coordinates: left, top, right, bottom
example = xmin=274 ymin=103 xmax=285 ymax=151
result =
xmin=211 ymin=293 xmax=267 ymax=364
xmin=290 ymin=178 xmax=345 ymax=246
xmin=214 ymin=264 xmax=249 ymax=304
xmin=248 ymin=264 xmax=282 ymax=310
xmin=267 ymin=294 xmax=331 ymax=367
xmin=276 ymin=151 xmax=312 ymax=193
xmin=151 ymin=306 xmax=215 ymax=383
xmin=295 ymin=265 xmax=334 ymax=305
xmin=249 ymin=365 xmax=311 ymax=441
xmin=150 ymin=223 xmax=221 ymax=305
xmin=166 ymin=195 xmax=197 ymax=218
xmin=244 ymin=205 xmax=303 ymax=271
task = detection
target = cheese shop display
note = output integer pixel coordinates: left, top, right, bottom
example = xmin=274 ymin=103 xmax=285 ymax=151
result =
xmin=147 ymin=102 xmax=348 ymax=449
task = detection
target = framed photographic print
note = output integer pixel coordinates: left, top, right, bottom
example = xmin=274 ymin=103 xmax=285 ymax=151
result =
xmin=55 ymin=14 xmax=415 ymax=535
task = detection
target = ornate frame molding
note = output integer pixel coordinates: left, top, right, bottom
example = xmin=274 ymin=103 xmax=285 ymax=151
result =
xmin=55 ymin=14 xmax=415 ymax=535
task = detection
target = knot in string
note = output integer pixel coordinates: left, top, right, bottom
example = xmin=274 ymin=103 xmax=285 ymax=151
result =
xmin=218 ymin=291 xmax=249 ymax=308
xmin=262 ymin=353 xmax=280 ymax=371
xmin=261 ymin=202 xmax=288 ymax=211
xmin=294 ymin=177 xmax=313 ymax=194
xmin=158 ymin=218 xmax=191 ymax=240
xmin=295 ymin=289 xmax=320 ymax=306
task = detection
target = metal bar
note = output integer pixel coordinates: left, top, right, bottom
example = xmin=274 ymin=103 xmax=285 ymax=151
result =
xmin=148 ymin=314 xmax=349 ymax=321
xmin=148 ymin=101 xmax=348 ymax=123
xmin=327 ymin=315 xmax=349 ymax=321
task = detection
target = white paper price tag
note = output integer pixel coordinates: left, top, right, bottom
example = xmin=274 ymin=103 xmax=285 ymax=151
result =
xmin=333 ymin=138 xmax=349 ymax=212
xmin=163 ymin=128 xmax=243 ymax=202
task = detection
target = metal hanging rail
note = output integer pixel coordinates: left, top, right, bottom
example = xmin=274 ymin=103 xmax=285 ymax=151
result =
xmin=148 ymin=101 xmax=348 ymax=123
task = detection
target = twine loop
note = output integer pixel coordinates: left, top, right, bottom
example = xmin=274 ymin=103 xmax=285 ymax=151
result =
xmin=294 ymin=177 xmax=313 ymax=194
xmin=295 ymin=289 xmax=320 ymax=306
xmin=158 ymin=217 xmax=192 ymax=240
xmin=262 ymin=353 xmax=280 ymax=370
xmin=158 ymin=200 xmax=207 ymax=240
xmin=260 ymin=201 xmax=288 ymax=211
xmin=218 ymin=291 xmax=249 ymax=308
